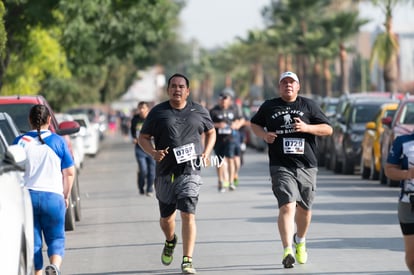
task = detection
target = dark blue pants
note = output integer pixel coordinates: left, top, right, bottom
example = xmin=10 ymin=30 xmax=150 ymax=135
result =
xmin=134 ymin=145 xmax=155 ymax=193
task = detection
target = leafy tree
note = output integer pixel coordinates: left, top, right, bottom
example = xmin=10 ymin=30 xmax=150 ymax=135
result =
xmin=369 ymin=0 xmax=411 ymax=92
xmin=0 ymin=1 xmax=6 ymax=59
xmin=1 ymin=0 xmax=60 ymax=88
xmin=58 ymin=0 xmax=183 ymax=104
xmin=319 ymin=10 xmax=368 ymax=95
xmin=1 ymin=27 xmax=70 ymax=96
xmin=0 ymin=0 xmax=185 ymax=110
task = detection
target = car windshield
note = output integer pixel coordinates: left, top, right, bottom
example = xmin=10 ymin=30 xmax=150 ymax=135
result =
xmin=400 ymin=102 xmax=414 ymax=124
xmin=352 ymin=105 xmax=382 ymax=124
xmin=0 ymin=120 xmax=18 ymax=144
xmin=0 ymin=104 xmax=34 ymax=133
xmin=74 ymin=119 xmax=87 ymax=128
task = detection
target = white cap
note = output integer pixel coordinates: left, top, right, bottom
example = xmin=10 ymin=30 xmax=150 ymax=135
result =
xmin=279 ymin=71 xmax=299 ymax=84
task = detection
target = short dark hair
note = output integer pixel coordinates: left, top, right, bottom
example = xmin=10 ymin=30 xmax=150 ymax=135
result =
xmin=167 ymin=73 xmax=189 ymax=88
xmin=138 ymin=101 xmax=149 ymax=108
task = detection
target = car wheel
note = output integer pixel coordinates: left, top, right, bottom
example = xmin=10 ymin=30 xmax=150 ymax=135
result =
xmin=332 ymin=151 xmax=342 ymax=174
xmin=325 ymin=143 xmax=332 ymax=170
xmin=65 ymin=196 xmax=76 ymax=231
xmin=318 ymin=149 xmax=325 ymax=167
xmin=388 ymin=178 xmax=400 ymax=187
xmin=342 ymin=156 xmax=354 ymax=175
xmin=379 ymin=166 xmax=387 ymax=185
xmin=72 ymin=172 xmax=82 ymax=221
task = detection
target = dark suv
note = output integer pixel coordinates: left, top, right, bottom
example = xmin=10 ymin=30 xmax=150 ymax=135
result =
xmin=328 ymin=96 xmax=399 ymax=174
xmin=0 ymin=95 xmax=81 ymax=231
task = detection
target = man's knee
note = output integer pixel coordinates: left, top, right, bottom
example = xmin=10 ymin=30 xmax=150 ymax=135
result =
xmin=180 ymin=212 xmax=195 ymax=223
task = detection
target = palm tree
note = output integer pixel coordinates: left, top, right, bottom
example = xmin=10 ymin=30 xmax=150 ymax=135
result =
xmin=335 ymin=12 xmax=369 ymax=94
xmin=369 ymin=0 xmax=411 ymax=92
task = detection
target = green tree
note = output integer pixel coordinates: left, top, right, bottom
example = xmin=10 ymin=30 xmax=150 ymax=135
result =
xmin=0 ymin=0 xmax=184 ymax=109
xmin=369 ymin=0 xmax=410 ymax=92
xmin=58 ymin=0 xmax=183 ymax=104
xmin=321 ymin=10 xmax=368 ymax=94
xmin=0 ymin=1 xmax=6 ymax=60
xmin=1 ymin=27 xmax=70 ymax=96
xmin=2 ymin=0 xmax=60 ymax=88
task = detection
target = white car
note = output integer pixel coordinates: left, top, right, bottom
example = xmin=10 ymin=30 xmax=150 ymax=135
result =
xmin=0 ymin=130 xmax=34 ymax=275
xmin=71 ymin=113 xmax=100 ymax=157
xmin=55 ymin=113 xmax=85 ymax=170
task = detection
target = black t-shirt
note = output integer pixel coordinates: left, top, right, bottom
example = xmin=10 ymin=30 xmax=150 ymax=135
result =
xmin=210 ymin=104 xmax=242 ymax=143
xmin=130 ymin=114 xmax=145 ymax=139
xmin=140 ymin=100 xmax=214 ymax=176
xmin=250 ymin=96 xmax=331 ymax=168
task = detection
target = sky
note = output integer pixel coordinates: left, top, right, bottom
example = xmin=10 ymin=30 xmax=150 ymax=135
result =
xmin=179 ymin=0 xmax=414 ymax=49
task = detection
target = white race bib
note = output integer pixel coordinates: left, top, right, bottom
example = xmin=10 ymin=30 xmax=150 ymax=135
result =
xmin=173 ymin=143 xmax=197 ymax=164
xmin=283 ymin=138 xmax=305 ymax=154
xmin=218 ymin=127 xmax=232 ymax=135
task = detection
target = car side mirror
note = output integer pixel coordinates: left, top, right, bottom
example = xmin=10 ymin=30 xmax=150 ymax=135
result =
xmin=57 ymin=121 xmax=80 ymax=136
xmin=5 ymin=144 xmax=26 ymax=170
xmin=381 ymin=116 xmax=393 ymax=127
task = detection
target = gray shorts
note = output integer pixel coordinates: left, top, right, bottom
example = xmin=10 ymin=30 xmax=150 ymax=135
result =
xmin=270 ymin=166 xmax=317 ymax=210
xmin=155 ymin=174 xmax=202 ymax=217
xmin=398 ymin=201 xmax=414 ymax=235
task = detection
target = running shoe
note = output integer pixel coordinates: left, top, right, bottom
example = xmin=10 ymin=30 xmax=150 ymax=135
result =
xmin=161 ymin=234 xmax=177 ymax=265
xmin=294 ymin=234 xmax=308 ymax=264
xmin=282 ymin=248 xmax=295 ymax=268
xmin=45 ymin=264 xmax=60 ymax=275
xmin=181 ymin=256 xmax=196 ymax=274
xmin=229 ymin=183 xmax=236 ymax=190
xmin=233 ymin=178 xmax=239 ymax=187
xmin=218 ymin=182 xmax=226 ymax=193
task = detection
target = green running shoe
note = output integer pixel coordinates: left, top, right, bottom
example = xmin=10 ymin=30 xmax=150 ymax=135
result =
xmin=161 ymin=234 xmax=177 ymax=265
xmin=294 ymin=234 xmax=308 ymax=264
xmin=181 ymin=256 xmax=196 ymax=274
xmin=282 ymin=248 xmax=295 ymax=268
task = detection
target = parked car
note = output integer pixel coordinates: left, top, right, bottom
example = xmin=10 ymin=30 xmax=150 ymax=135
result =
xmin=328 ymin=96 xmax=399 ymax=174
xmin=317 ymin=97 xmax=339 ymax=166
xmin=71 ymin=113 xmax=100 ymax=157
xmin=0 ymin=95 xmax=81 ymax=231
xmin=55 ymin=113 xmax=85 ymax=171
xmin=360 ymin=102 xmax=399 ymax=180
xmin=66 ymin=107 xmax=108 ymax=140
xmin=380 ymin=96 xmax=414 ymax=186
xmin=324 ymin=92 xmax=403 ymax=170
xmin=0 ymin=129 xmax=34 ymax=275
xmin=0 ymin=112 xmax=20 ymax=145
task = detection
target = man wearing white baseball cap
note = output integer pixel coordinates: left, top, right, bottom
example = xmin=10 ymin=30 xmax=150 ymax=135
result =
xmin=279 ymin=71 xmax=300 ymax=84
xmin=250 ymin=71 xmax=332 ymax=268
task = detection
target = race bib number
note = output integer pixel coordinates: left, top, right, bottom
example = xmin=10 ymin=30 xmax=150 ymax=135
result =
xmin=173 ymin=143 xmax=197 ymax=164
xmin=283 ymin=138 xmax=305 ymax=154
xmin=218 ymin=127 xmax=232 ymax=135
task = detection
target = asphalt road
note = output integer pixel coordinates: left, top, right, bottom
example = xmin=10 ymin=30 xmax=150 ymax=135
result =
xmin=59 ymin=133 xmax=409 ymax=275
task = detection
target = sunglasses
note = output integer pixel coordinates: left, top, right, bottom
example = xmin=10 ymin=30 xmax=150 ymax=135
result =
xmin=220 ymin=95 xmax=230 ymax=100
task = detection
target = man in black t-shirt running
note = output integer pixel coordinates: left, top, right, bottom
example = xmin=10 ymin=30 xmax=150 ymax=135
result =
xmin=250 ymin=71 xmax=332 ymax=269
xmin=138 ymin=73 xmax=216 ymax=274
xmin=210 ymin=89 xmax=245 ymax=192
